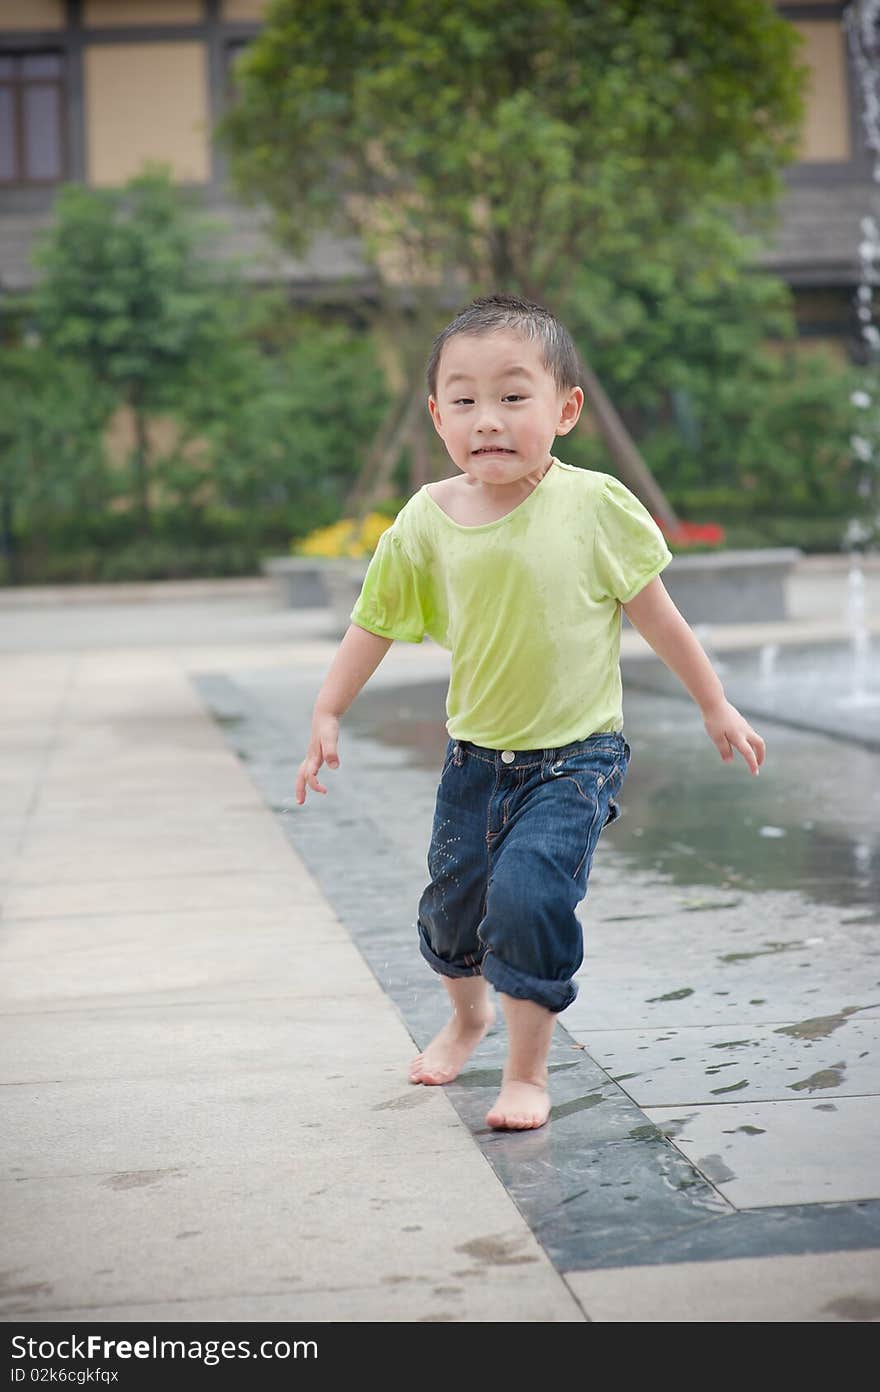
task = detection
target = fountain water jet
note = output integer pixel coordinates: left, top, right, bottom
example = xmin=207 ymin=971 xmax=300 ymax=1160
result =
xmin=838 ymin=3 xmax=880 ymax=706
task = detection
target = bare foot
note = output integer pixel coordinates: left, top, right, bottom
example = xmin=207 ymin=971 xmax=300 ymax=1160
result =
xmin=409 ymin=1004 xmax=495 ymax=1085
xmin=486 ymin=1078 xmax=551 ymax=1130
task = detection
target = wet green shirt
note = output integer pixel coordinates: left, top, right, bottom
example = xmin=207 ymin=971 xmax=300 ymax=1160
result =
xmin=350 ymin=458 xmax=673 ymax=748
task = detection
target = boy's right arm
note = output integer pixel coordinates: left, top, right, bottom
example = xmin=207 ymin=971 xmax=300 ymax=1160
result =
xmin=295 ymin=623 xmax=393 ymax=804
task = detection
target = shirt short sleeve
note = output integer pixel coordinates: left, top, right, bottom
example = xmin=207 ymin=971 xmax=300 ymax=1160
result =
xmin=349 ymin=525 xmax=428 ymax=643
xmin=592 ymin=475 xmax=673 ymax=603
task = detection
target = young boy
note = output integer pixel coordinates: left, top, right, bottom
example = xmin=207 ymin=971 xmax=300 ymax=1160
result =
xmin=295 ymin=293 xmax=765 ymax=1132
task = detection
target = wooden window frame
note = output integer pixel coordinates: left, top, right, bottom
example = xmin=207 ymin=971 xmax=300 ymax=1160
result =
xmin=0 ymin=50 xmax=68 ymax=187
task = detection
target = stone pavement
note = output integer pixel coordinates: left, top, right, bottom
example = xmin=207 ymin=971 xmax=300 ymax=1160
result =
xmin=1 ymin=557 xmax=879 ymax=1322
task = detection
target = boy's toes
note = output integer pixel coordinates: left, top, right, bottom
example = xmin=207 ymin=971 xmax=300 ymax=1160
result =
xmin=409 ymin=1056 xmax=455 ymax=1085
xmin=486 ymin=1082 xmax=551 ymax=1130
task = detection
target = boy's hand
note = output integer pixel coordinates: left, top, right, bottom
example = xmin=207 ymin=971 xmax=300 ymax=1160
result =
xmin=295 ymin=711 xmax=341 ymax=804
xmin=702 ymin=698 xmax=765 ymax=776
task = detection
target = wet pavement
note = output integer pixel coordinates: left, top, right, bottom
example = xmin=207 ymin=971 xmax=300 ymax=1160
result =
xmin=3 ymin=567 xmax=880 ymax=1319
xmin=622 ymin=637 xmax=880 ymax=750
xmin=196 ymin=657 xmax=880 ymax=1275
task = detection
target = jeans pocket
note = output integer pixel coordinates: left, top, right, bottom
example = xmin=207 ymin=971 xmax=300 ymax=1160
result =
xmin=555 ymin=749 xmax=620 ymax=805
xmin=572 ymin=795 xmax=605 ymax=880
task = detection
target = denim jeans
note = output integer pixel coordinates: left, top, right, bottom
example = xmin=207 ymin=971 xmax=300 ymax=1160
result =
xmin=417 ymin=731 xmax=631 ymax=1013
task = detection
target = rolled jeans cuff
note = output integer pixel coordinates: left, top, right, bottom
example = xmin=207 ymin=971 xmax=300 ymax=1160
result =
xmin=481 ymin=948 xmax=578 ymax=1015
xmin=418 ymin=919 xmax=483 ymax=978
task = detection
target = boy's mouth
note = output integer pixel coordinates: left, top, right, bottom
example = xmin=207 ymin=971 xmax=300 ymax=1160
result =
xmin=472 ymin=447 xmax=515 ymax=454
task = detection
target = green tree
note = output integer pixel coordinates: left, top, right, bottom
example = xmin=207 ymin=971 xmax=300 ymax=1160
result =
xmin=170 ymin=309 xmax=391 ymax=538
xmin=643 ymin=349 xmax=869 ymax=521
xmin=218 ymin=0 xmax=807 ymax=517
xmin=0 ymin=346 xmax=112 ymax=583
xmin=30 ymin=165 xmax=248 ymax=534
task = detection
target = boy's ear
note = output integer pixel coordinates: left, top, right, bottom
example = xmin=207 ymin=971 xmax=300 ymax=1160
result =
xmin=556 ymin=386 xmax=584 ymax=435
xmin=427 ymin=395 xmax=444 ymax=435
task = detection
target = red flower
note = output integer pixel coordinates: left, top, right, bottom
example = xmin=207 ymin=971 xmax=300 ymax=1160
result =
xmin=653 ymin=518 xmax=725 ymax=547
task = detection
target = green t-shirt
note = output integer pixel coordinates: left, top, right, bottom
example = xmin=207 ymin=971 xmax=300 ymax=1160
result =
xmin=350 ymin=457 xmax=673 ymax=748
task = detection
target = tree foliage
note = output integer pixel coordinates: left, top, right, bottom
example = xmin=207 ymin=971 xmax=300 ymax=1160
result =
xmin=170 ymin=310 xmax=391 ymax=531
xmin=217 ymin=0 xmax=813 ymax=517
xmin=219 ymin=0 xmax=806 ymax=300
xmin=0 ymin=346 xmax=113 ymax=581
xmin=30 ymin=166 xmax=248 ymax=529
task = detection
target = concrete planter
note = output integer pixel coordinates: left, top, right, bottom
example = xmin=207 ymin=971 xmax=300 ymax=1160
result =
xmin=260 ymin=554 xmax=371 ymax=635
xmin=323 ymin=558 xmax=371 ymax=636
xmin=260 ymin=556 xmax=332 ymax=609
xmin=656 ymin=547 xmax=802 ymax=625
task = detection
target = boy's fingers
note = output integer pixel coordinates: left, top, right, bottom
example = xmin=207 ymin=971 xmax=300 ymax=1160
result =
xmin=716 ymin=735 xmax=734 ymax=762
xmin=737 ymin=729 xmax=765 ymax=774
xmin=308 ymin=764 xmax=327 ymax=794
xmin=733 ymin=735 xmax=759 ymax=774
xmin=296 ymin=756 xmax=331 ymax=803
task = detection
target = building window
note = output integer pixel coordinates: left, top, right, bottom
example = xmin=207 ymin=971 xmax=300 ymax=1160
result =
xmin=0 ymin=52 xmax=66 ymax=186
xmin=225 ymin=37 xmax=253 ymax=102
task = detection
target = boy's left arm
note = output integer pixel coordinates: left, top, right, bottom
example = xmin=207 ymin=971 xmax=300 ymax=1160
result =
xmin=622 ymin=576 xmax=766 ymax=776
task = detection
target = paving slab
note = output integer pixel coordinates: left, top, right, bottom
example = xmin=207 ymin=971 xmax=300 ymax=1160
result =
xmin=9 ymin=1274 xmax=584 ymax=1325
xmin=566 ymin=1248 xmax=880 ymax=1322
xmin=0 ymin=917 xmax=381 ymax=1012
xmin=565 ymin=1017 xmax=880 ymax=1105
xmin=2 ymin=872 xmax=336 ymax=921
xmin=3 ymin=997 xmax=422 ymax=1086
xmin=644 ymin=1096 xmax=880 ymax=1207
xmin=2 ymin=1162 xmax=584 ymax=1323
xmin=1 ymin=1060 xmax=470 ymax=1182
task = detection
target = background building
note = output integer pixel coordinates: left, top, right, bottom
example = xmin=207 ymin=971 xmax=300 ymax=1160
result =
xmin=0 ymin=0 xmax=872 ymax=355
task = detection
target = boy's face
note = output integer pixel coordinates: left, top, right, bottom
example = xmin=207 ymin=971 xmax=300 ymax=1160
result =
xmin=428 ymin=329 xmax=583 ymax=485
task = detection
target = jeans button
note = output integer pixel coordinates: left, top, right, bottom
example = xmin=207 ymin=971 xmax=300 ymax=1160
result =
xmin=501 ymin=750 xmax=515 ymax=763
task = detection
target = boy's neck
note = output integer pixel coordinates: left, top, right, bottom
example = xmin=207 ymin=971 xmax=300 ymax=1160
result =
xmin=461 ymin=454 xmax=554 ymax=504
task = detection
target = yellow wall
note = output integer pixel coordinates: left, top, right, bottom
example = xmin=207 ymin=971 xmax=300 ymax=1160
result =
xmin=84 ymin=2 xmax=201 ymax=24
xmin=794 ymin=20 xmax=851 ymax=162
xmin=222 ymin=0 xmax=267 ymax=19
xmin=0 ymin=0 xmax=63 ymax=27
xmin=104 ymin=406 xmax=213 ymax=507
xmin=85 ymin=42 xmax=210 ymax=185
xmin=764 ymin=337 xmax=850 ymax=369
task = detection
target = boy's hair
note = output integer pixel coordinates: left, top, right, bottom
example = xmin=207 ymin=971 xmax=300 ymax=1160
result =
xmin=426 ymin=293 xmax=584 ymax=400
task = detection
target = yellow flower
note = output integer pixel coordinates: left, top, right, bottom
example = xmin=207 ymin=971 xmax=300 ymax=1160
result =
xmin=291 ymin=511 xmax=395 ymax=558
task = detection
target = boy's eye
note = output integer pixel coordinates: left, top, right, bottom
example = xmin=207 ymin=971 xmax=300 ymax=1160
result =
xmin=452 ymin=395 xmax=526 ymax=405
